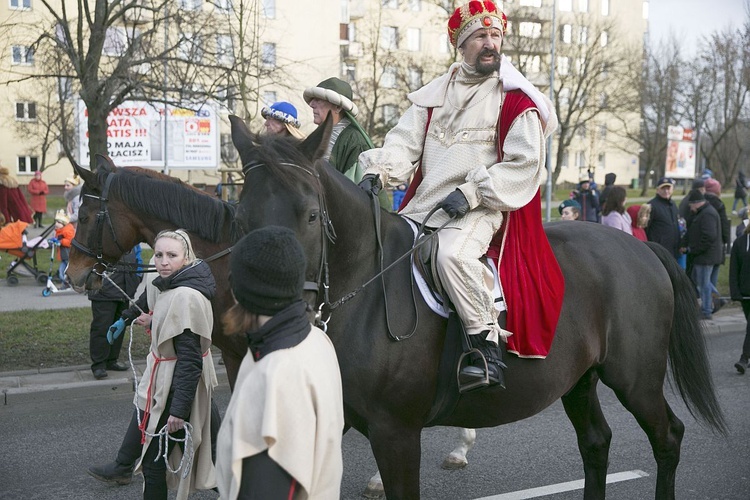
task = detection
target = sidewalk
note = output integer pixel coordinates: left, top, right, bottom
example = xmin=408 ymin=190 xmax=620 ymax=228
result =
xmin=1 ymin=306 xmax=745 ymax=406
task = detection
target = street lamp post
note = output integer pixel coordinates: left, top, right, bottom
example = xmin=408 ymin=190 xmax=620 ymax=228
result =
xmin=545 ymin=0 xmax=557 ymax=221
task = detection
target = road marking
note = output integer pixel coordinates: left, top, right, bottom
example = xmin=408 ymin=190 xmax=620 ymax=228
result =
xmin=473 ymin=470 xmax=650 ymax=500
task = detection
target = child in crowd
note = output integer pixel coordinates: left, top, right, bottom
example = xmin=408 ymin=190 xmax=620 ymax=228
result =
xmin=49 ymin=209 xmax=75 ymax=286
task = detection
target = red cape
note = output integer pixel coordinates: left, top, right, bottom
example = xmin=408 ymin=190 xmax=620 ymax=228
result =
xmin=400 ymin=90 xmax=564 ymax=358
xmin=0 ymin=186 xmax=33 ymax=224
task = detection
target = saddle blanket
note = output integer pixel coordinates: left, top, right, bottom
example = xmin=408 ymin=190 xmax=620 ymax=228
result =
xmin=405 ymin=218 xmax=506 ymax=319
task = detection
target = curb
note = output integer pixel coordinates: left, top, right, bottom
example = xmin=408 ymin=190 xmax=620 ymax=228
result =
xmin=1 ymin=356 xmax=228 ymax=406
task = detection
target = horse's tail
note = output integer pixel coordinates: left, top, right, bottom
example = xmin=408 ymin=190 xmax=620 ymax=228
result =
xmin=646 ymin=241 xmax=728 ymax=435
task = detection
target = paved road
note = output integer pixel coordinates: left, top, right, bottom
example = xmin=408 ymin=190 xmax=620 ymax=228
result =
xmin=1 ymin=331 xmax=748 ymax=500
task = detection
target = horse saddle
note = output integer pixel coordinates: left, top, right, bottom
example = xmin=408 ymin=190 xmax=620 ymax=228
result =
xmin=414 ymin=227 xmax=444 ymax=298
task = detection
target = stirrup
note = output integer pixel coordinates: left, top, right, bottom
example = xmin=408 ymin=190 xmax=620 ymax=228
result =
xmin=457 ymin=348 xmax=491 ymax=393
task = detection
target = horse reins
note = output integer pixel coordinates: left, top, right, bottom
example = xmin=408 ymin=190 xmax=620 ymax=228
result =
xmin=242 ymin=161 xmax=337 ymax=316
xmin=244 ymin=160 xmax=452 ymax=340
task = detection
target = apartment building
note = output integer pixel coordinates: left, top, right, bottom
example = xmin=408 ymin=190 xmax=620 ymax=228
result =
xmin=342 ymin=0 xmax=649 ymax=187
xmin=0 ymin=0 xmax=648 ymax=191
xmin=0 ymin=0 xmax=340 ymax=188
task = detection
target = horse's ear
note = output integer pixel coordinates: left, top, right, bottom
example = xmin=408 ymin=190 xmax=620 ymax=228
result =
xmin=298 ymin=114 xmax=333 ymax=162
xmin=229 ymin=115 xmax=256 ymax=157
xmin=73 ymin=160 xmax=97 ymax=187
xmin=95 ymin=154 xmax=117 ymax=174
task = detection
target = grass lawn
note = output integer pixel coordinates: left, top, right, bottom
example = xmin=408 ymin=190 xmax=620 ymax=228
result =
xmin=2 ymin=191 xmax=735 ymax=371
xmin=0 ymin=307 xmax=152 ymax=371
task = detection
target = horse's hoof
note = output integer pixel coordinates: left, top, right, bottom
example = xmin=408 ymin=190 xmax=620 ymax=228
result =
xmin=362 ymin=482 xmax=385 ymax=499
xmin=441 ymin=453 xmax=469 ymax=470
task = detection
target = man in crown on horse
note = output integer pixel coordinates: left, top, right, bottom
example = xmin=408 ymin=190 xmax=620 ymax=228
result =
xmin=358 ymin=0 xmax=559 ymax=389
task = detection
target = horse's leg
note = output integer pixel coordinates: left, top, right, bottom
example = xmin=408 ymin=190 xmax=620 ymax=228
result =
xmin=363 ymin=470 xmax=384 ymax=499
xmin=369 ymin=423 xmax=422 ymax=500
xmin=610 ymin=387 xmax=684 ymax=499
xmin=441 ymin=428 xmax=477 ymax=470
xmin=560 ymin=369 xmax=612 ymax=500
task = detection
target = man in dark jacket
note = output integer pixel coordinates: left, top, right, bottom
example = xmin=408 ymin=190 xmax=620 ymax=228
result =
xmin=87 ymin=248 xmax=142 ymax=379
xmin=685 ymin=190 xmax=723 ymax=319
xmin=646 ymin=177 xmax=682 ymax=260
xmin=571 ymin=173 xmax=600 ymax=222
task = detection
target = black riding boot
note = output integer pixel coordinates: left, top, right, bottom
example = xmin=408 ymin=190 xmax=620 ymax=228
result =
xmin=459 ymin=331 xmax=506 ymax=390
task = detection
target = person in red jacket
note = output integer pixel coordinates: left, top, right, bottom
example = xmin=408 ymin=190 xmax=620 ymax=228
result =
xmin=627 ymin=204 xmax=651 ymax=242
xmin=26 ymin=171 xmax=49 ymax=228
xmin=49 ymin=209 xmax=75 ymax=287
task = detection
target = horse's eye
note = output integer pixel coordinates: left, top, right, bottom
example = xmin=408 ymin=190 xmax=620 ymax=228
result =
xmin=308 ymin=212 xmax=318 ymax=223
xmin=79 ymin=215 xmax=89 ymax=224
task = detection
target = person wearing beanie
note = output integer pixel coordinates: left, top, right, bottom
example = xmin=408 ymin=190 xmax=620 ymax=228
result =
xmin=63 ymin=175 xmax=83 ymax=226
xmin=261 ymin=101 xmax=305 ymax=139
xmin=304 ymin=77 xmax=391 ymax=210
xmin=558 ymin=199 xmax=581 ymax=221
xmin=216 ymin=226 xmax=344 ymax=500
xmin=684 ymin=190 xmax=723 ymax=319
xmin=26 ymin=170 xmax=49 ymax=228
xmin=701 ymin=177 xmax=731 ymax=307
xmin=87 ymin=229 xmax=219 ymax=497
xmin=357 ymin=0 xmax=560 ymax=390
xmin=0 ymin=165 xmax=33 ymax=224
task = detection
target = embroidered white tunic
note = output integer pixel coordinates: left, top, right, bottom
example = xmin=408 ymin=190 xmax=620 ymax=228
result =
xmin=359 ymin=57 xmax=555 ymax=341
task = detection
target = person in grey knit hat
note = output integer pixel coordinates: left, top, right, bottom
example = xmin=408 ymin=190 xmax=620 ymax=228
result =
xmin=216 ymin=226 xmax=344 ymax=499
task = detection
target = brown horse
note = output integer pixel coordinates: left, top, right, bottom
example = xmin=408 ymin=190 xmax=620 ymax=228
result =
xmin=227 ymin=114 xmax=727 ymax=499
xmin=65 ymin=156 xmax=249 ymax=386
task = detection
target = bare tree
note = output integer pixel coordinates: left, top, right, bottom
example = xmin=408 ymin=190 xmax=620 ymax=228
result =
xmin=609 ymin=37 xmax=688 ymax=195
xmin=1 ymin=0 xmax=302 ymax=172
xmin=685 ymin=25 xmax=750 ymax=185
xmin=542 ymin=13 xmax=639 ymax=187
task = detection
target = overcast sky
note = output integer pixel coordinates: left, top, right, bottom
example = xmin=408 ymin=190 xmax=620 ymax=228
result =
xmin=648 ymin=0 xmax=747 ymax=54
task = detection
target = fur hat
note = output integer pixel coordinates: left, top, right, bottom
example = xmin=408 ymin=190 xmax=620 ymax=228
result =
xmin=448 ymin=1 xmax=507 ymax=48
xmin=691 ymin=178 xmax=705 ymax=189
xmin=704 ymin=178 xmax=721 ymax=195
xmin=54 ymin=209 xmax=70 ymax=225
xmin=64 ymin=176 xmax=80 ymax=187
xmin=261 ymin=101 xmax=301 ymax=128
xmin=230 ymin=226 xmax=306 ymax=316
xmin=303 ymin=77 xmax=359 ymax=117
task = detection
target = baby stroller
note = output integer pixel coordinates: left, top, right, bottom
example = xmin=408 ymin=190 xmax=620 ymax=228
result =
xmin=0 ymin=220 xmax=55 ymax=286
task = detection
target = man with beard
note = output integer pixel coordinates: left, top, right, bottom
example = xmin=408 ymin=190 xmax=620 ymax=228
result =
xmin=358 ymin=0 xmax=558 ymax=389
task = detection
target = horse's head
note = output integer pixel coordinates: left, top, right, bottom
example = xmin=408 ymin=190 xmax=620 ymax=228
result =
xmin=67 ymin=155 xmax=142 ymax=291
xmin=229 ymin=114 xmax=335 ymax=306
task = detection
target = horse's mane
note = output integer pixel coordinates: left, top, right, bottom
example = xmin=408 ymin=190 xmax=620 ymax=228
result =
xmin=105 ymin=167 xmax=239 ymax=243
xmin=246 ymin=134 xmax=321 ymax=191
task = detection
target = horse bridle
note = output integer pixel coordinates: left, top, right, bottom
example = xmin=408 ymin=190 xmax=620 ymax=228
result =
xmin=71 ymin=173 xmax=134 ymax=275
xmin=242 ymin=161 xmax=338 ymax=330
